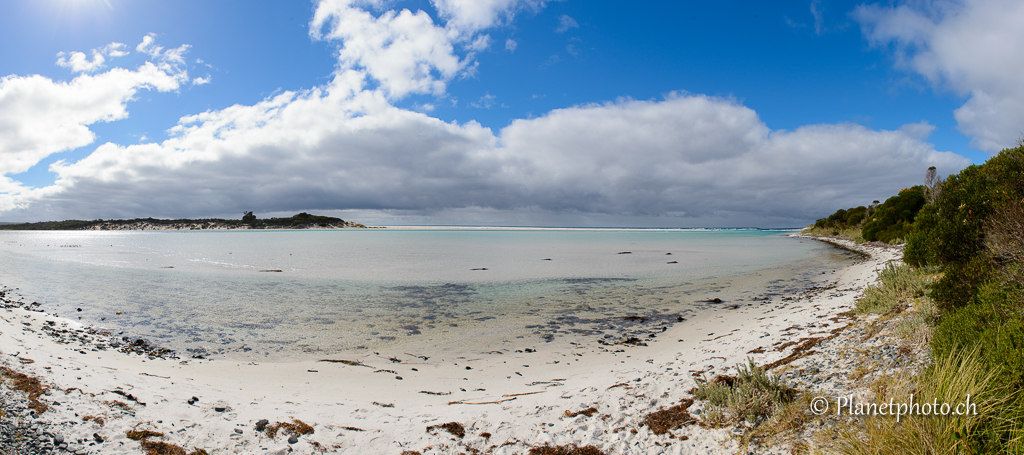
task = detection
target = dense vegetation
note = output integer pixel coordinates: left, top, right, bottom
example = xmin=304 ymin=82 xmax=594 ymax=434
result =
xmin=812 ymin=145 xmax=1024 ymax=452
xmin=0 ymin=212 xmax=367 ymax=230
xmin=904 ymin=145 xmax=1024 ymax=452
xmin=806 ymin=185 xmax=928 ymax=244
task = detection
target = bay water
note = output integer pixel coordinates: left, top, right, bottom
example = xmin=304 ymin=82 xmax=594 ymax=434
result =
xmin=0 ymin=228 xmax=857 ymax=360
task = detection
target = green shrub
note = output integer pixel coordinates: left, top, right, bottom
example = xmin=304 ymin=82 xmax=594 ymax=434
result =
xmin=903 ymin=209 xmax=939 ymax=267
xmin=694 ymin=359 xmax=795 ymax=425
xmin=929 ymin=255 xmax=996 ymax=310
xmin=927 ymin=277 xmax=1024 ymax=452
xmin=907 ymin=147 xmax=1024 ymax=268
xmin=815 ymin=206 xmax=869 ymax=230
xmin=862 ymin=186 xmax=926 ymax=244
xmin=855 ymin=263 xmax=929 ymax=314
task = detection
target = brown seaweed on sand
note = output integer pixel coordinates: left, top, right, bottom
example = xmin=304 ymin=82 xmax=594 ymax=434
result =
xmin=319 ymin=359 xmax=373 ymax=368
xmin=264 ymin=419 xmax=315 ymax=439
xmin=426 ymin=421 xmax=465 ymax=438
xmin=641 ymin=398 xmax=696 ymax=435
xmin=0 ymin=366 xmax=50 ymax=413
xmin=126 ymin=428 xmax=208 ymax=455
xmin=563 ymin=407 xmax=598 ymax=418
xmin=528 ymin=444 xmax=605 ymax=455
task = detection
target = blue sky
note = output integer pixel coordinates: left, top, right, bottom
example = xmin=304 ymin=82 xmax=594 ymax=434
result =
xmin=0 ymin=0 xmax=1018 ymax=227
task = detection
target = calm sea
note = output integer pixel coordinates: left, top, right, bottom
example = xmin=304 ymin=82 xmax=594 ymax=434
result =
xmin=0 ymin=228 xmax=857 ymax=360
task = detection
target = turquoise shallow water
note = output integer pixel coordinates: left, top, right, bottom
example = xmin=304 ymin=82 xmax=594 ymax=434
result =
xmin=0 ymin=228 xmax=858 ymax=360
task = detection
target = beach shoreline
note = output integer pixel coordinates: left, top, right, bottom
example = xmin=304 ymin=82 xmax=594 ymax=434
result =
xmin=0 ymin=235 xmax=900 ymax=454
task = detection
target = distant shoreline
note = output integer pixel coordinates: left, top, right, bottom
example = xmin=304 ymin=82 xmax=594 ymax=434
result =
xmin=0 ymin=213 xmax=382 ymax=231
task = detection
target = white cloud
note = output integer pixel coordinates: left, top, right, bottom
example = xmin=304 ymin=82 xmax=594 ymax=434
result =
xmin=192 ymin=76 xmax=211 ymax=85
xmin=498 ymin=95 xmax=967 ymax=219
xmin=555 ymin=14 xmax=578 ymax=33
xmin=104 ymin=43 xmax=129 ymax=58
xmin=505 ymin=38 xmax=518 ymax=52
xmin=308 ymin=0 xmax=552 ymax=99
xmin=0 ymin=5 xmax=975 ymax=226
xmin=431 ymin=0 xmax=546 ymax=35
xmin=56 ymin=50 xmax=106 ymax=73
xmin=855 ymin=0 xmax=1024 ymax=152
xmin=811 ymin=0 xmax=824 ymax=35
xmin=467 ymin=34 xmax=492 ymax=52
xmin=0 ymin=87 xmax=969 ymax=225
xmin=136 ymin=33 xmax=161 ymax=56
xmin=0 ymin=36 xmax=190 ymax=193
xmin=471 ymin=92 xmax=497 ymax=108
xmin=55 ymin=42 xmax=129 ymax=73
xmin=310 ymin=0 xmax=466 ymax=98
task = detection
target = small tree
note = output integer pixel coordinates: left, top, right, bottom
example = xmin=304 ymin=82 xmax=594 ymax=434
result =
xmin=924 ymin=166 xmax=944 ymax=204
xmin=242 ymin=211 xmax=256 ymax=223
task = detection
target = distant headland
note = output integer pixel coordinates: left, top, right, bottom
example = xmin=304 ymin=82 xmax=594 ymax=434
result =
xmin=0 ymin=212 xmax=380 ymax=230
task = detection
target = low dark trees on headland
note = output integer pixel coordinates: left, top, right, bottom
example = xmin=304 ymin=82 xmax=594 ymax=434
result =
xmin=811 ymin=185 xmax=927 ymax=244
xmin=0 ymin=213 xmax=368 ymax=230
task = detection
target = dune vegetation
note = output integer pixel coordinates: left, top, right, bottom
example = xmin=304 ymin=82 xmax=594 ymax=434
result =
xmin=807 ymin=144 xmax=1024 ymax=453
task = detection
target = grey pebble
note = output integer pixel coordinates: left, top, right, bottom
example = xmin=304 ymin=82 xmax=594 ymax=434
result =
xmin=288 ymin=435 xmax=298 ymax=444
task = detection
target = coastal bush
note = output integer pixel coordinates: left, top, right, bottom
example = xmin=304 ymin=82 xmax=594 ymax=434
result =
xmin=929 ymin=255 xmax=996 ymax=310
xmin=987 ymin=201 xmax=1024 ymax=265
xmin=741 ymin=393 xmax=820 ymax=450
xmin=861 ymin=186 xmax=926 ymax=244
xmin=932 ymin=277 xmax=1024 ymax=384
xmin=814 ymin=206 xmax=869 ymax=230
xmin=894 ymin=297 xmax=939 ymax=344
xmin=801 ymin=225 xmax=865 ymax=243
xmin=694 ymin=359 xmax=795 ymax=425
xmin=854 ymin=263 xmax=929 ymax=314
xmin=906 ymin=146 xmax=1024 ymax=268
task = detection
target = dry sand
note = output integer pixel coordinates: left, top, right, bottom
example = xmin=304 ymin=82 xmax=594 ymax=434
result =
xmin=0 ymin=235 xmax=900 ymax=454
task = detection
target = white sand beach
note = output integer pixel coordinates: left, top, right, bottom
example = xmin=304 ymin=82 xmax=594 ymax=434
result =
xmin=0 ymin=236 xmax=900 ymax=454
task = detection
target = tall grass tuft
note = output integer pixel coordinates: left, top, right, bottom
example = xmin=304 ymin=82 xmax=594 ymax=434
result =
xmin=831 ymin=346 xmax=1024 ymax=454
xmin=855 ymin=263 xmax=930 ymax=314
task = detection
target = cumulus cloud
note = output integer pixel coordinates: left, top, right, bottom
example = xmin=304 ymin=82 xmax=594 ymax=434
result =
xmin=505 ymin=38 xmax=518 ymax=52
xmin=855 ymin=0 xmax=1024 ymax=152
xmin=1 ymin=86 xmax=968 ymax=225
xmin=431 ymin=0 xmax=546 ymax=35
xmin=499 ymin=95 xmax=967 ymax=220
xmin=56 ymin=50 xmax=106 ymax=73
xmin=56 ymin=42 xmax=128 ymax=73
xmin=0 ymin=3 xmax=974 ymax=226
xmin=0 ymin=35 xmax=190 ymax=206
xmin=136 ymin=33 xmax=160 ymax=55
xmin=310 ymin=0 xmax=466 ymax=97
